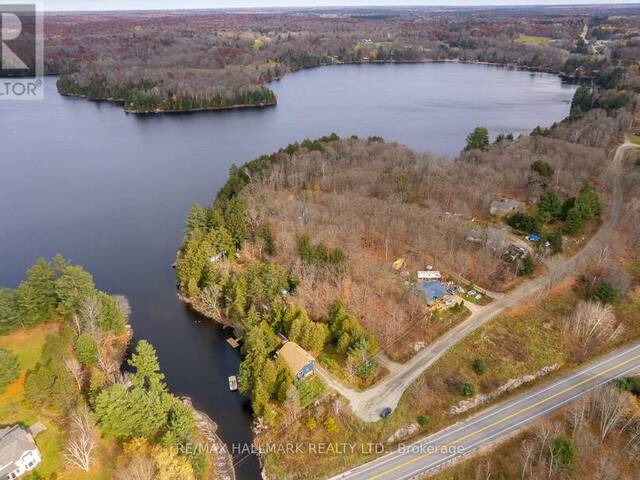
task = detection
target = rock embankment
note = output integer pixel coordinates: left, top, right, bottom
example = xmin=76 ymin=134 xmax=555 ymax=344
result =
xmin=449 ymin=364 xmax=560 ymax=416
xmin=181 ymin=396 xmax=236 ymax=480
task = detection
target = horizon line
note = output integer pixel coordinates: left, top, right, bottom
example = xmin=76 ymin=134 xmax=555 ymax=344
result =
xmin=41 ymin=2 xmax=640 ymax=14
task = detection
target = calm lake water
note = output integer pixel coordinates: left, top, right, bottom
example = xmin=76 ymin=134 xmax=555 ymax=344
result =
xmin=0 ymin=63 xmax=576 ymax=478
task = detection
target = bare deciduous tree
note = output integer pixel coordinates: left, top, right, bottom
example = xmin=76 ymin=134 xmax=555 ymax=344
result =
xmin=64 ymin=356 xmax=85 ymax=391
xmin=519 ymin=439 xmax=536 ymax=480
xmin=64 ymin=406 xmax=97 ymax=472
xmin=200 ymin=284 xmax=223 ymax=320
xmin=116 ymin=455 xmax=156 ymax=480
xmin=112 ymin=294 xmax=132 ymax=322
xmin=79 ymin=294 xmax=102 ymax=337
xmin=589 ymin=386 xmax=631 ymax=443
xmin=562 ymin=301 xmax=621 ymax=349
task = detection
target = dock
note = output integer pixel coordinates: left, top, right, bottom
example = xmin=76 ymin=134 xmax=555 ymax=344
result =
xmin=228 ymin=375 xmax=238 ymax=391
xmin=226 ymin=337 xmax=240 ymax=348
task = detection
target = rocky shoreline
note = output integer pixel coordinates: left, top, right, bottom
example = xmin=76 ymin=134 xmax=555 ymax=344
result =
xmin=181 ymin=396 xmax=237 ymax=480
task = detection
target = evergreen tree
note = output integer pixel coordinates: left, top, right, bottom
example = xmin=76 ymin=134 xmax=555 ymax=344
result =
xmin=274 ymin=356 xmax=294 ymax=402
xmin=128 ymin=340 xmax=166 ymax=392
xmin=185 ymin=203 xmax=207 ymax=233
xmin=15 ymin=258 xmax=57 ymax=326
xmin=75 ymin=333 xmax=99 ymax=366
xmin=0 ymin=349 xmax=20 ymax=393
xmin=54 ymin=262 xmax=96 ymax=317
xmin=223 ymin=197 xmax=249 ymax=247
xmin=519 ymin=254 xmax=535 ymax=276
xmin=0 ymin=289 xmax=21 ymax=333
xmin=538 ymin=190 xmax=562 ymax=223
xmin=165 ymin=400 xmax=196 ymax=445
xmin=591 ymin=282 xmax=620 ymax=304
xmin=93 ymin=384 xmax=167 ymax=440
xmin=570 ymin=85 xmax=592 ymax=119
xmin=464 ymin=127 xmax=490 ymax=151
xmin=531 ymin=160 xmax=555 ymax=178
xmin=24 ymin=335 xmax=79 ymax=411
xmin=97 ymin=291 xmax=126 ymax=335
xmin=551 ymin=436 xmax=577 ymax=472
xmin=238 ymin=324 xmax=270 ymax=397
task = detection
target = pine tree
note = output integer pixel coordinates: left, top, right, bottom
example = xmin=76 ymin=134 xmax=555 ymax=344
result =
xmin=0 ymin=349 xmax=20 ymax=393
xmin=274 ymin=357 xmax=294 ymax=402
xmin=24 ymin=336 xmax=79 ymax=411
xmin=538 ymin=190 xmax=562 ymax=223
xmin=165 ymin=400 xmax=196 ymax=444
xmin=185 ymin=203 xmax=207 ymax=233
xmin=97 ymin=292 xmax=126 ymax=335
xmin=75 ymin=333 xmax=99 ymax=367
xmin=128 ymin=340 xmax=166 ymax=392
xmin=464 ymin=127 xmax=490 ymax=151
xmin=223 ymin=197 xmax=249 ymax=247
xmin=15 ymin=258 xmax=57 ymax=326
xmin=0 ymin=289 xmax=21 ymax=333
xmin=54 ymin=263 xmax=96 ymax=317
xmin=93 ymin=384 xmax=167 ymax=440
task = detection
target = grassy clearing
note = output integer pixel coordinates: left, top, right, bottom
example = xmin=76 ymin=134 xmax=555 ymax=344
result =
xmin=515 ymin=33 xmax=552 ymax=45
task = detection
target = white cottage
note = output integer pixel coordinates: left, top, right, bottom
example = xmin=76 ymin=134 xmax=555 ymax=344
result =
xmin=0 ymin=426 xmax=42 ymax=480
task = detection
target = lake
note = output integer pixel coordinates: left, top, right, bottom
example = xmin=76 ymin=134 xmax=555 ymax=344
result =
xmin=0 ymin=62 xmax=576 ymax=479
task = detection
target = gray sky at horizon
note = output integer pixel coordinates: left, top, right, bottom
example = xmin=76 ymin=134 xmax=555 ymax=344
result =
xmin=41 ymin=0 xmax=640 ymax=12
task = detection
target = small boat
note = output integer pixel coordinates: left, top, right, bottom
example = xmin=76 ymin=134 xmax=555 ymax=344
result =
xmin=226 ymin=337 xmax=240 ymax=348
xmin=228 ymin=375 xmax=238 ymax=391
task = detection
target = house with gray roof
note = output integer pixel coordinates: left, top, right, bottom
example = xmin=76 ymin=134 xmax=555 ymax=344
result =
xmin=0 ymin=425 xmax=42 ymax=480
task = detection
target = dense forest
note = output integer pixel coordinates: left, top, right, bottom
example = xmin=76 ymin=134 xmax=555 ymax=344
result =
xmin=0 ymin=258 xmax=212 ymax=478
xmin=43 ymin=5 xmax=640 ymax=112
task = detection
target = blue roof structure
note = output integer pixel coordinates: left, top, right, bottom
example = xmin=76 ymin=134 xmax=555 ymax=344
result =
xmin=420 ymin=281 xmax=448 ymax=302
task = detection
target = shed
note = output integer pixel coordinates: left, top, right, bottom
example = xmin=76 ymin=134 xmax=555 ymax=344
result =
xmin=277 ymin=342 xmax=315 ymax=380
xmin=417 ymin=270 xmax=441 ymax=281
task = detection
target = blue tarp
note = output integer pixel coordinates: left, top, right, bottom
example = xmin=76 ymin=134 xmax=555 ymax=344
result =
xmin=420 ymin=281 xmax=448 ymax=302
xmin=527 ymin=233 xmax=541 ymax=241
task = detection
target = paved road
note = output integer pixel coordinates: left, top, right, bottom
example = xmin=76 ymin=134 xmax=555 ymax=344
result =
xmin=328 ymin=341 xmax=640 ymax=480
xmin=317 ymin=140 xmax=635 ymax=422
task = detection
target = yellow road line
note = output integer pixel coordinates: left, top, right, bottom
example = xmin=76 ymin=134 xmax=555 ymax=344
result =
xmin=368 ymin=352 xmax=640 ymax=480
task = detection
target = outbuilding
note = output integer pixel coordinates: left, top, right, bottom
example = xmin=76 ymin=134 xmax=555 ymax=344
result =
xmin=417 ymin=270 xmax=441 ymax=281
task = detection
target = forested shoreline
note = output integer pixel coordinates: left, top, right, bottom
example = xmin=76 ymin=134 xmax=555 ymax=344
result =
xmin=44 ymin=6 xmax=640 ymax=114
